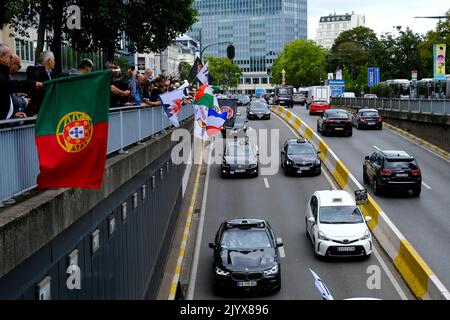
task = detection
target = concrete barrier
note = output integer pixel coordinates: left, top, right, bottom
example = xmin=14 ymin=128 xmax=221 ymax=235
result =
xmin=272 ymin=105 xmax=450 ymax=300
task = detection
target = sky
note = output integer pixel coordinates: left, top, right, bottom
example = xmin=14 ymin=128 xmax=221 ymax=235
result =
xmin=308 ymin=0 xmax=449 ymax=40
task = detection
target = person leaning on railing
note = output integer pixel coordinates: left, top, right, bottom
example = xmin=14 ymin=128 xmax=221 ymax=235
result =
xmin=0 ymin=43 xmax=43 ymax=120
xmin=105 ymin=61 xmax=131 ymax=108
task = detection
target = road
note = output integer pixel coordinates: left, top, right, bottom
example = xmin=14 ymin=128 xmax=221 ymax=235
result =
xmin=290 ymin=104 xmax=450 ymax=291
xmin=189 ymin=106 xmax=411 ymax=300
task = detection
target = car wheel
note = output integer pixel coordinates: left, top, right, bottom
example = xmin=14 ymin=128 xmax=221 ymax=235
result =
xmin=363 ymin=168 xmax=370 ymax=184
xmin=373 ymin=178 xmax=382 ymax=195
xmin=412 ymin=186 xmax=421 ymax=197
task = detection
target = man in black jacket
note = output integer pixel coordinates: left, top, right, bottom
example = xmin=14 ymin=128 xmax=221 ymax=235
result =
xmin=0 ymin=43 xmax=42 ymax=120
xmin=25 ymin=50 xmax=55 ymax=116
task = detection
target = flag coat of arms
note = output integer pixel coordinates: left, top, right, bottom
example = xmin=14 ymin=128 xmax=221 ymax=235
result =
xmin=160 ymin=82 xmax=189 ymax=127
xmin=35 ymin=70 xmax=112 ymax=189
xmin=193 ymin=104 xmax=209 ymax=140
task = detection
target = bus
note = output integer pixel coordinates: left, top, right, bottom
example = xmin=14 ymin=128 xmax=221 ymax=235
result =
xmin=383 ymin=79 xmax=411 ymax=99
xmin=416 ymin=76 xmax=450 ymax=99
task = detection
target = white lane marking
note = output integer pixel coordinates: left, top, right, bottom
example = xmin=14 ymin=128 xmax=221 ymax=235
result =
xmin=186 ymin=144 xmax=212 ymax=300
xmin=372 ymin=246 xmax=408 ymax=300
xmin=386 ymin=126 xmax=450 ymax=164
xmin=373 ymin=145 xmax=381 ymax=151
xmin=422 ymin=181 xmax=432 ymax=190
xmin=264 ymin=177 xmax=270 ymax=189
xmin=275 ymin=111 xmax=409 ymax=300
xmin=277 ymin=238 xmax=286 ymax=258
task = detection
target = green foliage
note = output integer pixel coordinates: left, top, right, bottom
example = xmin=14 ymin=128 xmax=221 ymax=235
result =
xmin=205 ymin=57 xmax=242 ymax=89
xmin=178 ymin=61 xmax=192 ymax=81
xmin=272 ymin=39 xmax=327 ymax=87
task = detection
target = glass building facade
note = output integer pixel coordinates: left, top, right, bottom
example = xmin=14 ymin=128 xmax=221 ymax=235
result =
xmin=188 ymin=0 xmax=307 ymax=87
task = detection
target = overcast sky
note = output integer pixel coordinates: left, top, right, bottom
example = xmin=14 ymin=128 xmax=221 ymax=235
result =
xmin=308 ymin=0 xmax=449 ymax=40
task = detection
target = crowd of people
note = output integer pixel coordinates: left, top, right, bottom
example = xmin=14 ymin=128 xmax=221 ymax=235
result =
xmin=1 ymin=41 xmax=195 ymax=121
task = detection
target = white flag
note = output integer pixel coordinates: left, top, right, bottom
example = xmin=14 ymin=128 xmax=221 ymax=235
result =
xmin=193 ymin=104 xmax=210 ymax=140
xmin=196 ymin=62 xmax=209 ymax=85
xmin=309 ymin=268 xmax=334 ymax=300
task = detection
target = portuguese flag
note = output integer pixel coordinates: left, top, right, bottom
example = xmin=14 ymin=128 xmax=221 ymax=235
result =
xmin=35 ymin=70 xmax=112 ymax=190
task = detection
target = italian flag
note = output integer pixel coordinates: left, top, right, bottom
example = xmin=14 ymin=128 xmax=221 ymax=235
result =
xmin=35 ymin=70 xmax=112 ymax=189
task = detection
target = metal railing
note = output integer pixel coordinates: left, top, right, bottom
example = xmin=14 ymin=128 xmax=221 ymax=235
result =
xmin=0 ymin=105 xmax=194 ymax=205
xmin=332 ymin=97 xmax=450 ymax=115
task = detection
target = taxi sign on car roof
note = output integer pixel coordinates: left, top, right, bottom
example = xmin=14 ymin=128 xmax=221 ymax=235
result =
xmin=332 ymin=198 xmax=342 ymax=203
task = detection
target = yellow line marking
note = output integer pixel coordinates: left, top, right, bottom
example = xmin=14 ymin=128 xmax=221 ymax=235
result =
xmin=394 ymin=240 xmax=434 ymax=299
xmin=168 ymin=145 xmax=204 ymax=300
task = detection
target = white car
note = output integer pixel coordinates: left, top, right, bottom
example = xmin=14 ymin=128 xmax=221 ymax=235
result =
xmin=305 ymin=190 xmax=372 ymax=258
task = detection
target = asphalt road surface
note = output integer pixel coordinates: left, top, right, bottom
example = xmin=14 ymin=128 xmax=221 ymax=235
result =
xmin=290 ymin=104 xmax=450 ymax=291
xmin=189 ymin=106 xmax=411 ymax=300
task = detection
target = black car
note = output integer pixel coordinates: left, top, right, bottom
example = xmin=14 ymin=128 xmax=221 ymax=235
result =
xmin=352 ymin=109 xmax=383 ymax=130
xmin=317 ymin=109 xmax=353 ymax=136
xmin=247 ymin=101 xmax=271 ymax=120
xmin=281 ymin=138 xmax=321 ymax=176
xmin=363 ymin=150 xmax=422 ymax=196
xmin=209 ymin=218 xmax=283 ymax=294
xmin=237 ymin=94 xmax=250 ymax=106
xmin=221 ymin=139 xmax=259 ymax=177
xmin=274 ymin=85 xmax=294 ymax=108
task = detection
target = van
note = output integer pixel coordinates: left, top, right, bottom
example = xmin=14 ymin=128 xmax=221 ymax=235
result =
xmin=274 ymin=85 xmax=294 ymax=108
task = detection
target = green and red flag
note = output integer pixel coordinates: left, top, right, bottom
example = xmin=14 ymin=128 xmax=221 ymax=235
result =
xmin=35 ymin=70 xmax=112 ymax=189
xmin=194 ymin=84 xmax=218 ymax=109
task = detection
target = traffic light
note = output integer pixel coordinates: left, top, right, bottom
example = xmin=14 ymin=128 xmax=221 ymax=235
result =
xmin=227 ymin=45 xmax=235 ymax=60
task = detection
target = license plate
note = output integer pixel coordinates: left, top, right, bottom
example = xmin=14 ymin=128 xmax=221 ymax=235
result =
xmin=230 ymin=171 xmax=235 ymax=174
xmin=299 ymin=166 xmax=310 ymax=170
xmin=397 ymin=173 xmax=408 ymax=177
xmin=258 ymin=115 xmax=262 ymax=118
xmin=337 ymin=247 xmax=355 ymax=252
xmin=237 ymin=281 xmax=257 ymax=287
xmin=335 ymin=128 xmax=344 ymax=131
xmin=368 ymin=122 xmax=376 ymax=125
xmin=297 ymin=170 xmax=302 ymax=173
xmin=235 ymin=169 xmax=245 ymax=173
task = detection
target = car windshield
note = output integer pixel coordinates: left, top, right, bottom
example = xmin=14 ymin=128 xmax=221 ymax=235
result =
xmin=384 ymin=159 xmax=418 ymax=170
xmin=278 ymin=88 xmax=292 ymax=95
xmin=226 ymin=144 xmax=252 ymax=156
xmin=250 ymin=103 xmax=267 ymax=111
xmin=361 ymin=111 xmax=378 ymax=117
xmin=220 ymin=229 xmax=272 ymax=249
xmin=234 ymin=117 xmax=245 ymax=126
xmin=326 ymin=112 xmax=348 ymax=119
xmin=319 ymin=206 xmax=364 ymax=224
xmin=287 ymin=144 xmax=315 ymax=155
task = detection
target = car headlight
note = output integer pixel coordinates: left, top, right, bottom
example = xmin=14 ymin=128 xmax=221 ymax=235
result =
xmin=318 ymin=230 xmax=330 ymax=241
xmin=286 ymin=158 xmax=293 ymax=165
xmin=263 ymin=265 xmax=279 ymax=276
xmin=215 ymin=267 xmax=230 ymax=276
xmin=266 ymin=110 xmax=271 ymax=114
xmin=315 ymin=158 xmax=321 ymax=165
xmin=360 ymin=230 xmax=371 ymax=241
xmin=249 ymin=111 xmax=254 ymax=115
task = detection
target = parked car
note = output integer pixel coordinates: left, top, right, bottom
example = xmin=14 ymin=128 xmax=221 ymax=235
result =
xmin=363 ymin=150 xmax=422 ymax=196
xmin=352 ymin=109 xmax=383 ymax=130
xmin=317 ymin=109 xmax=352 ymax=136
xmin=209 ymin=218 xmax=283 ymax=293
xmin=309 ymin=100 xmax=330 ymax=115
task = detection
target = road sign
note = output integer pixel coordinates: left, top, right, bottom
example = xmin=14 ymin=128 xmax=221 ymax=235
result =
xmin=328 ymin=73 xmax=334 ymax=80
xmin=368 ymin=67 xmax=380 ymax=87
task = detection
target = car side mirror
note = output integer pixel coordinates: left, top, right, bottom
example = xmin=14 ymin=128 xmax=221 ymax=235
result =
xmin=281 ymin=150 xmax=285 ymax=155
xmin=208 ymin=243 xmax=216 ymax=249
xmin=317 ymin=150 xmax=321 ymax=154
xmin=365 ymin=216 xmax=372 ymax=223
xmin=276 ymin=239 xmax=283 ymax=247
xmin=307 ymin=217 xmax=315 ymax=224
xmin=365 ymin=156 xmax=370 ymax=160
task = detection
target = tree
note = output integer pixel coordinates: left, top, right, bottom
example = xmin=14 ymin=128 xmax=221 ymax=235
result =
xmin=271 ymin=40 xmax=327 ymax=87
xmin=178 ymin=61 xmax=192 ymax=81
xmin=205 ymin=57 xmax=242 ymax=90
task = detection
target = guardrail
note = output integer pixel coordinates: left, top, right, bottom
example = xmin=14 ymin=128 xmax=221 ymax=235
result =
xmin=332 ymin=97 xmax=450 ymax=115
xmin=0 ymin=105 xmax=194 ymax=205
xmin=272 ymin=104 xmax=450 ymax=300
